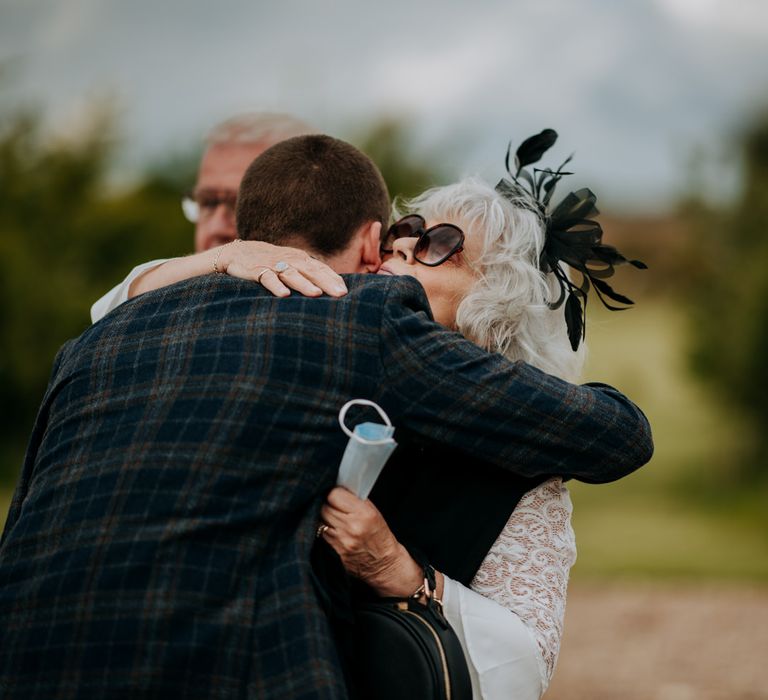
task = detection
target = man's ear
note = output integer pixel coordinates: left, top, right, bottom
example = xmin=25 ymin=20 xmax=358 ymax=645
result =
xmin=330 ymin=221 xmax=383 ymax=274
xmin=361 ymin=221 xmax=382 ymax=273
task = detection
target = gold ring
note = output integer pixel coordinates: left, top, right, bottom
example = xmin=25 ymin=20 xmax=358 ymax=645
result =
xmin=316 ymin=524 xmax=329 ymax=538
xmin=255 ymin=267 xmax=271 ymax=284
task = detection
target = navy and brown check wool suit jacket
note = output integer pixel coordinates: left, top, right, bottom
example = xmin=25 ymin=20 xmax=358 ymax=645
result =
xmin=0 ymin=273 xmax=653 ymax=699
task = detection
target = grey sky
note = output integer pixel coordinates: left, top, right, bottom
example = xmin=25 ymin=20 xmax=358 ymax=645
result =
xmin=2 ymin=0 xmax=767 ymax=211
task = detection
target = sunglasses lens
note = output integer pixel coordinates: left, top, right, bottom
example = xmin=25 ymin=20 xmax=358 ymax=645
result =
xmin=415 ymin=225 xmax=462 ymax=264
xmin=382 ymin=215 xmax=424 ymax=251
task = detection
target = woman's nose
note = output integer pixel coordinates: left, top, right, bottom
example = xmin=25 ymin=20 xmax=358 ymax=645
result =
xmin=390 ymin=237 xmax=418 ymax=264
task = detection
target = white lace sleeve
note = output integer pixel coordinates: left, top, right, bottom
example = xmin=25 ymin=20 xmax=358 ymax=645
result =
xmin=469 ymin=477 xmax=577 ymax=689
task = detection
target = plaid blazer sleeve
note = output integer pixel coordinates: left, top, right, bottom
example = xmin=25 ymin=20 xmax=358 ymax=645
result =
xmin=1 ymin=339 xmax=76 ymax=542
xmin=373 ymin=276 xmax=653 ymax=483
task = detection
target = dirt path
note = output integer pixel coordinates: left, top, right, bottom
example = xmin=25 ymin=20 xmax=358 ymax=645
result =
xmin=544 ymin=583 xmax=768 ymax=700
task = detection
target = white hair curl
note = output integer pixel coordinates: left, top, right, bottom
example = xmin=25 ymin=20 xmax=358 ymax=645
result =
xmin=394 ymin=177 xmax=586 ymax=382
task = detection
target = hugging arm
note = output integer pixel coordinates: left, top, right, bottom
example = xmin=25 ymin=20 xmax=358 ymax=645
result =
xmin=375 ymin=277 xmax=653 ymax=483
xmin=90 ymin=242 xmax=348 ymax=323
xmin=90 ymin=259 xmax=170 ymax=322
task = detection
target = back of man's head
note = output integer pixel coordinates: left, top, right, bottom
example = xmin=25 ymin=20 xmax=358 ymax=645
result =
xmin=235 ymin=135 xmax=390 ymax=257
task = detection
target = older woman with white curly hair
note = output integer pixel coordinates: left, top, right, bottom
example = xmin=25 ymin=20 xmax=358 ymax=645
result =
xmin=401 ymin=177 xmax=585 ymax=380
xmin=320 ymin=176 xmax=588 ymax=700
xmin=320 ymin=127 xmax=646 ymax=698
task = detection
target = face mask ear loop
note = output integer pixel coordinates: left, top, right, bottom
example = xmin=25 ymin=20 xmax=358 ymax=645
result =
xmin=338 ymin=399 xmax=393 ymax=445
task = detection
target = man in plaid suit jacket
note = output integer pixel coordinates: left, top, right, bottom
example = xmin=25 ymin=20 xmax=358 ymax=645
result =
xmin=0 ymin=136 xmax=653 ymax=699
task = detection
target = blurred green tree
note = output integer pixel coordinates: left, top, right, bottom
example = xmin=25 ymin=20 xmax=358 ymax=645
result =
xmin=0 ymin=107 xmax=195 ymax=483
xmin=686 ymin=112 xmax=768 ymax=479
xmin=353 ymin=119 xmax=445 ymax=202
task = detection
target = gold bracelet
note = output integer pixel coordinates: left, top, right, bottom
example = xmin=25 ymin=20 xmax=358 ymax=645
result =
xmin=212 ymin=239 xmax=242 ymax=274
xmin=409 ymin=582 xmax=426 ymax=601
xmin=410 ymin=573 xmax=442 ymax=608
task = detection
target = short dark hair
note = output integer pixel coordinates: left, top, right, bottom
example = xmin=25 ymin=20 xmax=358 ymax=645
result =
xmin=235 ymin=135 xmax=390 ymax=255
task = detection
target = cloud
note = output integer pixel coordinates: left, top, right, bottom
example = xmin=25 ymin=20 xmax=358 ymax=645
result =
xmin=654 ymin=0 xmax=768 ymax=39
xmin=37 ymin=0 xmax=103 ymax=51
xmin=2 ymin=0 xmax=767 ymax=210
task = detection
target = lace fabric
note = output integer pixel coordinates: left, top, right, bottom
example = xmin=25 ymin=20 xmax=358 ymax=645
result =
xmin=469 ymin=478 xmax=576 ymax=688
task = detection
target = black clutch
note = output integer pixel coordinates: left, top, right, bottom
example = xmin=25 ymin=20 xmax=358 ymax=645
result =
xmin=347 ymin=566 xmax=473 ymax=700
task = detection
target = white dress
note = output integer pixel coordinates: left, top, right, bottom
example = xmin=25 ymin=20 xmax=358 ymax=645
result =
xmin=91 ymin=263 xmax=578 ymax=700
xmin=443 ymin=478 xmax=576 ymax=700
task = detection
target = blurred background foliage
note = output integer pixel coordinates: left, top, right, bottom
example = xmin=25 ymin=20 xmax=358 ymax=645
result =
xmin=568 ymin=111 xmax=768 ymax=582
xmin=0 ymin=104 xmax=194 ymax=482
xmin=684 ymin=114 xmax=768 ymax=478
xmin=1 ymin=99 xmax=767 ymax=581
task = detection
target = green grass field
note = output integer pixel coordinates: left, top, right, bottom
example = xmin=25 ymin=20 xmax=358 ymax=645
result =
xmin=2 ymin=300 xmax=766 ymax=581
xmin=570 ymin=301 xmax=768 ymax=581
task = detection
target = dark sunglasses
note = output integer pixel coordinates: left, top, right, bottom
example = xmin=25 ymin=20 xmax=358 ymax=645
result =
xmin=381 ymin=214 xmax=464 ymax=267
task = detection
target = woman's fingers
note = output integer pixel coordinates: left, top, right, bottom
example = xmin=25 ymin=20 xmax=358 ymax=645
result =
xmin=274 ymin=266 xmax=323 ymax=297
xmin=253 ymin=269 xmax=291 ymax=297
xmin=224 ymin=241 xmax=348 ymax=297
xmin=319 ymin=503 xmax=347 ymax=531
xmin=296 ymin=260 xmax=347 ymax=298
xmin=325 ymin=486 xmax=363 ymax=512
xmin=320 ymin=498 xmax=390 ymax=549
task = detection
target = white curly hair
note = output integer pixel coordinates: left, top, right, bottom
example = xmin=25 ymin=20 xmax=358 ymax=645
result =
xmin=394 ymin=177 xmax=586 ymax=382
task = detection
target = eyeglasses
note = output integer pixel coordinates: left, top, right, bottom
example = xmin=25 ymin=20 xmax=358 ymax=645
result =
xmin=181 ymin=189 xmax=238 ymax=224
xmin=381 ymin=214 xmax=464 ymax=267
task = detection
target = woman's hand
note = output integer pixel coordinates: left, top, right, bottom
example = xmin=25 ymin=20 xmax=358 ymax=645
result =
xmin=128 ymin=241 xmax=348 ymax=301
xmin=319 ymin=487 xmax=424 ymax=598
xmin=221 ymin=240 xmax=348 ymax=298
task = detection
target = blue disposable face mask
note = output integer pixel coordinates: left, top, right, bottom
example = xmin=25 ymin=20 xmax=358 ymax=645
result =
xmin=336 ymin=399 xmax=397 ymax=499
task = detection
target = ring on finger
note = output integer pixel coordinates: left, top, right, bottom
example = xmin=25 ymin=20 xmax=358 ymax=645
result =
xmin=274 ymin=261 xmax=290 ymax=274
xmin=255 ymin=267 xmax=272 ymax=284
xmin=316 ymin=524 xmax=330 ymax=538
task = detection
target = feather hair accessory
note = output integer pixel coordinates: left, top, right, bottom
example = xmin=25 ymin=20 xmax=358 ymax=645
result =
xmin=495 ymin=129 xmax=647 ymax=351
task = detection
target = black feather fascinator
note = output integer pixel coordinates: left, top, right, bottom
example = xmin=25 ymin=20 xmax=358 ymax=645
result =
xmin=495 ymin=129 xmax=647 ymax=351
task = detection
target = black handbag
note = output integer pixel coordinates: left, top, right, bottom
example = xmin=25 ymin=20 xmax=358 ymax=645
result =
xmin=346 ymin=564 xmax=473 ymax=700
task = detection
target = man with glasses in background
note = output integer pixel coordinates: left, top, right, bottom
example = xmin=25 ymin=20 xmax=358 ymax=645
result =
xmin=184 ymin=113 xmax=314 ymax=253
xmin=91 ymin=112 xmax=348 ymax=322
